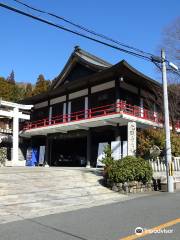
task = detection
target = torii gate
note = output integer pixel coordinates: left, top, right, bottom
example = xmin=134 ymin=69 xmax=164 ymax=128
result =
xmin=0 ymin=100 xmax=33 ymax=166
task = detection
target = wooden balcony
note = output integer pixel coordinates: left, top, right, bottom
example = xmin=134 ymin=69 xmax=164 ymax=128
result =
xmin=21 ymin=101 xmax=166 ymax=135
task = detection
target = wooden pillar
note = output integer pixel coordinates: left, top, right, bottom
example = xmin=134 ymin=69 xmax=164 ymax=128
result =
xmin=49 ymin=138 xmax=53 ymax=166
xmin=85 ymin=96 xmax=88 ymax=118
xmin=115 ymin=77 xmax=121 ymax=112
xmin=48 ymin=99 xmax=51 ymax=124
xmin=86 ymin=129 xmax=91 ymax=168
xmin=138 ymin=87 xmax=144 ymax=117
xmin=44 ymin=136 xmax=49 ymax=166
xmin=45 ymin=135 xmax=54 ymax=166
xmin=88 ymin=86 xmax=91 ymax=117
xmin=114 ymin=124 xmax=121 ymax=141
xmin=63 ymin=102 xmax=67 ymax=122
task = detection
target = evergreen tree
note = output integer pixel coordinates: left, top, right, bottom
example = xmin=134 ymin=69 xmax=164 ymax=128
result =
xmin=33 ymin=74 xmax=49 ymax=95
xmin=7 ymin=70 xmax=15 ymax=84
xmin=0 ymin=76 xmax=26 ymax=102
xmin=0 ymin=77 xmax=12 ymax=101
xmin=25 ymin=83 xmax=33 ymax=98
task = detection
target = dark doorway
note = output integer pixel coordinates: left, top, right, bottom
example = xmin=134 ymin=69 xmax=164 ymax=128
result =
xmin=50 ymin=136 xmax=87 ymax=166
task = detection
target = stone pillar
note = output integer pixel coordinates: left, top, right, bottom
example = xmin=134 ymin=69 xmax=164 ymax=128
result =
xmin=86 ymin=129 xmax=91 ymax=168
xmin=12 ymin=107 xmax=19 ymax=166
xmin=127 ymin=122 xmax=137 ymax=156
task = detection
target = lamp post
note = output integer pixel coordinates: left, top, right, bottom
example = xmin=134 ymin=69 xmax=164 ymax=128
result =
xmin=161 ymin=49 xmax=174 ymax=193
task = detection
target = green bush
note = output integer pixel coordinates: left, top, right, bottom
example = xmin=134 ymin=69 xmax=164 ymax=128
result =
xmin=101 ymin=145 xmax=114 ymax=167
xmin=105 ymin=156 xmax=153 ymax=184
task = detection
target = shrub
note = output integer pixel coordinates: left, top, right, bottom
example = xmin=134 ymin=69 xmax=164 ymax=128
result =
xmin=105 ymin=156 xmax=153 ymax=184
xmin=101 ymin=145 xmax=114 ymax=167
xmin=101 ymin=145 xmax=115 ymax=178
xmin=137 ymin=128 xmax=180 ymax=158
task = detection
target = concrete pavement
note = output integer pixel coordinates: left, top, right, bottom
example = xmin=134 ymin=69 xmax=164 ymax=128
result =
xmin=0 ymin=191 xmax=179 ymax=240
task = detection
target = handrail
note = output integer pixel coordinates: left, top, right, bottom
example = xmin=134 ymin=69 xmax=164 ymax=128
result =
xmin=22 ymin=100 xmax=178 ymax=131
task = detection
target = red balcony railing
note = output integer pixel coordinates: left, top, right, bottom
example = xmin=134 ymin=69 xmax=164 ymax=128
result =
xmin=22 ymin=101 xmax=166 ymax=131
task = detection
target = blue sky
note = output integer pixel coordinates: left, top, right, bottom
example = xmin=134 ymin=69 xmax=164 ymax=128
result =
xmin=0 ymin=0 xmax=179 ymax=84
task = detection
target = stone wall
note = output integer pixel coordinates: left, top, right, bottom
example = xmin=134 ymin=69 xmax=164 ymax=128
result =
xmin=0 ymin=147 xmax=8 ymax=167
xmin=105 ymin=179 xmax=153 ymax=194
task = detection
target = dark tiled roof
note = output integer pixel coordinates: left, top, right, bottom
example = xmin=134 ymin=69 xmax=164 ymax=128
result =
xmin=51 ymin=46 xmax=111 ymax=89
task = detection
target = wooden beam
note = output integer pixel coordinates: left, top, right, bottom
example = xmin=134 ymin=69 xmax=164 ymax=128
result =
xmin=0 ymin=110 xmax=30 ymax=120
xmin=0 ymin=100 xmax=33 ymax=110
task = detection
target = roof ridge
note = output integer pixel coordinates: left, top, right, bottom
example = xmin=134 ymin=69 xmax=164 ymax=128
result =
xmin=74 ymin=46 xmax=112 ymax=67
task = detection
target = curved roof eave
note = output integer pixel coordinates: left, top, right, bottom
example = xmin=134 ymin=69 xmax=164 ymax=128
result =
xmin=120 ymin=60 xmax=162 ymax=88
xmin=20 ymin=59 xmax=162 ymax=105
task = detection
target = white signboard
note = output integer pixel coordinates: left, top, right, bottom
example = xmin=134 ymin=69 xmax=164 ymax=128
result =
xmin=39 ymin=146 xmax=46 ymax=165
xmin=128 ymin=122 xmax=137 ymax=156
xmin=97 ymin=142 xmax=108 ymax=167
xmin=122 ymin=141 xmax=128 ymax=158
xmin=111 ymin=141 xmax=121 ymax=160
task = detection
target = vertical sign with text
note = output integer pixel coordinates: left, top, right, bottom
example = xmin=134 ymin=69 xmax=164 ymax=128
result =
xmin=128 ymin=122 xmax=137 ymax=156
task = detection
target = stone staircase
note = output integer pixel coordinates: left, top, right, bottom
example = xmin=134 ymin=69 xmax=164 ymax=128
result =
xmin=0 ymin=167 xmax=128 ymax=224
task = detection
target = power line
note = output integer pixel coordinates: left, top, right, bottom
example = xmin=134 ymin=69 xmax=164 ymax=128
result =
xmin=12 ymin=0 xmax=153 ymax=58
xmin=152 ymin=61 xmax=180 ymax=79
xmin=0 ymin=2 xmax=154 ymax=62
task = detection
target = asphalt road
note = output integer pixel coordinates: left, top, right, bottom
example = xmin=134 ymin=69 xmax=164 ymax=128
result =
xmin=0 ymin=191 xmax=179 ymax=240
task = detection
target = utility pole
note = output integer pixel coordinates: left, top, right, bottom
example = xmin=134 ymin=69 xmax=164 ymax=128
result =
xmin=161 ymin=49 xmax=174 ymax=193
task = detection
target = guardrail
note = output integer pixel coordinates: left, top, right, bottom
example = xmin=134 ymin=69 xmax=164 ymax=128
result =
xmin=22 ymin=101 xmax=169 ymax=131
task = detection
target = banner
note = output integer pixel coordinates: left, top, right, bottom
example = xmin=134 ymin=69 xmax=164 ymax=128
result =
xmin=111 ymin=141 xmax=121 ymax=160
xmin=39 ymin=146 xmax=45 ymax=165
xmin=122 ymin=141 xmax=128 ymax=158
xmin=97 ymin=142 xmax=108 ymax=167
xmin=26 ymin=147 xmax=38 ymax=166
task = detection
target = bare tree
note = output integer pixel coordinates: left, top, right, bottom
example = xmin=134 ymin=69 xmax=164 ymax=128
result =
xmin=160 ymin=17 xmax=180 ymax=84
xmin=161 ymin=18 xmax=180 ymax=130
xmin=168 ymin=84 xmax=180 ymax=131
xmin=149 ymin=17 xmax=180 ymax=131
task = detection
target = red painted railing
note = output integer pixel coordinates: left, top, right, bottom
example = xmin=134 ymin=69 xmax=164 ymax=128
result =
xmin=22 ymin=101 xmax=166 ymax=131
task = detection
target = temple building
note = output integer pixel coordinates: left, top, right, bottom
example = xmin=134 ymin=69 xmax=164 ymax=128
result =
xmin=20 ymin=46 xmax=168 ymax=167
